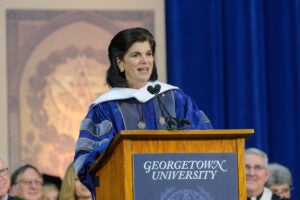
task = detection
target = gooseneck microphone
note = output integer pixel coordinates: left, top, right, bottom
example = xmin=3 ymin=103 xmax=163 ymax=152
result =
xmin=147 ymin=84 xmax=192 ymax=130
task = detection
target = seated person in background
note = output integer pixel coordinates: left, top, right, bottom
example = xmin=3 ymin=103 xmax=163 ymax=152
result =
xmin=59 ymin=162 xmax=91 ymax=200
xmin=42 ymin=173 xmax=61 ymax=200
xmin=10 ymin=164 xmax=43 ymax=200
xmin=245 ymin=147 xmax=288 ymax=200
xmin=265 ymin=163 xmax=293 ymax=199
xmin=0 ymin=154 xmax=10 ymax=200
xmin=42 ymin=183 xmax=59 ymax=200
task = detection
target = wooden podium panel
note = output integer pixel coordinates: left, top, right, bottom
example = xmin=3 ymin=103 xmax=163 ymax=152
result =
xmin=90 ymin=129 xmax=254 ymax=200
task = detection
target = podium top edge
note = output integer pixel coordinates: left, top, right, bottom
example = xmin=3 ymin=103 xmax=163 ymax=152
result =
xmin=115 ymin=129 xmax=254 ymax=140
xmin=119 ymin=129 xmax=254 ymax=135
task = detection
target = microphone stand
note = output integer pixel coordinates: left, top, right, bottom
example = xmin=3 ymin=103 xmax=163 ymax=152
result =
xmin=147 ymin=85 xmax=191 ymax=130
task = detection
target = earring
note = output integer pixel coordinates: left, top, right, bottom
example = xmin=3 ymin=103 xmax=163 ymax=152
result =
xmin=120 ymin=68 xmax=124 ymax=72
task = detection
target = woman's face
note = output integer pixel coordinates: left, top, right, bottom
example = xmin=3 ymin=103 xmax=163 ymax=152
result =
xmin=117 ymin=41 xmax=154 ymax=89
xmin=75 ymin=177 xmax=91 ymax=199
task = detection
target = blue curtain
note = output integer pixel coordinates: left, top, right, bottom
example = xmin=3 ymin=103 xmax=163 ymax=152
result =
xmin=166 ymin=0 xmax=300 ymax=198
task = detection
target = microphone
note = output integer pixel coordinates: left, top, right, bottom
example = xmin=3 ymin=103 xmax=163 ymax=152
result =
xmin=147 ymin=84 xmax=161 ymax=95
xmin=147 ymin=84 xmax=192 ymax=130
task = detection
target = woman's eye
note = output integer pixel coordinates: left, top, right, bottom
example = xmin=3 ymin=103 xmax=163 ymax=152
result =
xmin=146 ymin=52 xmax=153 ymax=56
xmin=130 ymin=53 xmax=139 ymax=57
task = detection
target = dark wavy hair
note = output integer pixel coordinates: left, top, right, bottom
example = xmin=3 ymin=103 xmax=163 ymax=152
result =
xmin=10 ymin=164 xmax=43 ymax=186
xmin=106 ymin=27 xmax=158 ymax=88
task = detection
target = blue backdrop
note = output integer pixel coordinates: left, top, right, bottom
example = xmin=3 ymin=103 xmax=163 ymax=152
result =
xmin=165 ymin=0 xmax=300 ymax=199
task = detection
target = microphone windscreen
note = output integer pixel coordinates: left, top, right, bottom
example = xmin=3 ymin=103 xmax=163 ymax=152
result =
xmin=154 ymin=84 xmax=161 ymax=93
xmin=147 ymin=85 xmax=155 ymax=94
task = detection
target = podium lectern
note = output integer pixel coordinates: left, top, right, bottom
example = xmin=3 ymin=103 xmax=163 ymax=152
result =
xmin=90 ymin=129 xmax=254 ymax=200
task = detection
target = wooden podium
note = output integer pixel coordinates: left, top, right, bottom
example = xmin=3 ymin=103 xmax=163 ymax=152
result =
xmin=90 ymin=129 xmax=254 ymax=200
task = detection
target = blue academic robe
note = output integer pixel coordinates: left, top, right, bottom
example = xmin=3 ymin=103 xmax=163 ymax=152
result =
xmin=74 ymin=81 xmax=213 ymax=197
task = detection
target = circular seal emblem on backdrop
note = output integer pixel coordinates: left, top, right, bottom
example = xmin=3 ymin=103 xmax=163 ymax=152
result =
xmin=160 ymin=186 xmax=213 ymax=200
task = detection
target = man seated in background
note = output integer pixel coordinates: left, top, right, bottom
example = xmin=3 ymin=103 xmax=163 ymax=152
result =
xmin=0 ymin=154 xmax=10 ymax=200
xmin=10 ymin=164 xmax=43 ymax=200
xmin=245 ymin=147 xmax=288 ymax=200
xmin=265 ymin=163 xmax=293 ymax=199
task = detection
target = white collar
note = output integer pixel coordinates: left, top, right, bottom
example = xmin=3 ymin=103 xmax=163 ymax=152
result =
xmin=90 ymin=81 xmax=178 ymax=109
xmin=250 ymin=188 xmax=272 ymax=200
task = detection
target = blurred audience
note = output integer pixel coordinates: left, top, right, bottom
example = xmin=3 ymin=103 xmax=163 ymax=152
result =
xmin=245 ymin=147 xmax=288 ymax=200
xmin=42 ymin=174 xmax=61 ymax=192
xmin=42 ymin=183 xmax=59 ymax=200
xmin=266 ymin=163 xmax=293 ymax=199
xmin=0 ymin=154 xmax=10 ymax=200
xmin=59 ymin=162 xmax=91 ymax=200
xmin=42 ymin=174 xmax=61 ymax=200
xmin=10 ymin=164 xmax=43 ymax=200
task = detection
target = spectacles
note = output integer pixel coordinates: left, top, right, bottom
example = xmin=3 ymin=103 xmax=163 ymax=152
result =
xmin=18 ymin=179 xmax=43 ymax=187
xmin=245 ymin=164 xmax=266 ymax=172
xmin=0 ymin=168 xmax=8 ymax=177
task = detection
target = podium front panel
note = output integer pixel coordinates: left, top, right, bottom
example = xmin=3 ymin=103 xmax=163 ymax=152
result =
xmin=133 ymin=153 xmax=238 ymax=200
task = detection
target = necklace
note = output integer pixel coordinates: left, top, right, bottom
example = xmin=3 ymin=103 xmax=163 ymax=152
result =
xmin=136 ymin=103 xmax=146 ymax=129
